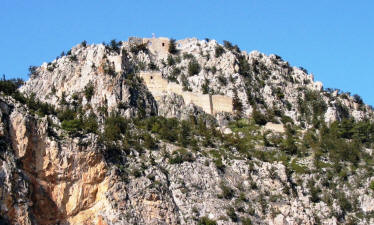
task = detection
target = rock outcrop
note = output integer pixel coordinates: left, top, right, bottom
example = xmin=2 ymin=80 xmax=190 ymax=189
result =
xmin=1 ymin=37 xmax=373 ymax=225
xmin=20 ymin=37 xmax=373 ymax=124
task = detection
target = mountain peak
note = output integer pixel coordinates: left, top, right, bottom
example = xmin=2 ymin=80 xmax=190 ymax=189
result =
xmin=20 ymin=37 xmax=373 ymax=127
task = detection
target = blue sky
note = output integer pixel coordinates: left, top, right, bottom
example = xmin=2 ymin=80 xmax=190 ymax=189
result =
xmin=1 ymin=0 xmax=373 ymax=105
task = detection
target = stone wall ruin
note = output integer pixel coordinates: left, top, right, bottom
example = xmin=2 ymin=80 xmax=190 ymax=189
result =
xmin=139 ymin=72 xmax=233 ymax=115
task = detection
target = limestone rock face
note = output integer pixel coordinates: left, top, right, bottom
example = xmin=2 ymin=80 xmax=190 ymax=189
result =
xmin=157 ymin=93 xmax=207 ymax=120
xmin=1 ymin=37 xmax=374 ymax=225
xmin=0 ymin=96 xmax=112 ymax=224
xmin=0 ymin=96 xmax=183 ymax=225
xmin=1 ymin=94 xmax=374 ymax=224
xmin=20 ymin=37 xmax=373 ymax=125
xmin=20 ymin=43 xmax=158 ymax=119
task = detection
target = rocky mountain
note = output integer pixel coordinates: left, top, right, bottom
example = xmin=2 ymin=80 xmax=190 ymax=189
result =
xmin=0 ymin=37 xmax=373 ymax=225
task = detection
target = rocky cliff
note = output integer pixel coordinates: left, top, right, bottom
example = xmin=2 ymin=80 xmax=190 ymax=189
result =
xmin=1 ymin=37 xmax=374 ymax=225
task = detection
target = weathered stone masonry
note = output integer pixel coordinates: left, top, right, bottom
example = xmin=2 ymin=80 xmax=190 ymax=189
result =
xmin=139 ymin=72 xmax=233 ymax=115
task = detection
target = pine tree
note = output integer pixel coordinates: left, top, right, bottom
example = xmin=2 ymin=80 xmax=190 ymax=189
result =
xmin=168 ymin=38 xmax=178 ymax=54
xmin=233 ymin=92 xmax=243 ymax=114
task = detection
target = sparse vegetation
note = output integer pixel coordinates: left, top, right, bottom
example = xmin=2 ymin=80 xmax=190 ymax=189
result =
xmin=198 ymin=217 xmax=217 ymax=225
xmin=167 ymin=55 xmax=175 ymax=66
xmin=201 ymin=79 xmax=210 ymax=94
xmin=104 ymin=39 xmax=122 ymax=54
xmin=28 ymin=66 xmax=38 ymax=77
xmin=217 ymin=74 xmax=227 ymax=86
xmin=2 ymin=37 xmax=374 ymax=225
xmin=84 ymin=83 xmax=94 ymax=101
xmin=148 ymin=62 xmax=158 ymax=71
xmin=369 ymin=181 xmax=374 ymax=191
xmin=169 ymin=148 xmax=195 ymax=164
xmin=233 ymin=92 xmax=243 ymax=114
xmin=215 ymin=45 xmax=225 ymax=57
xmin=226 ymin=207 xmax=238 ymax=222
xmin=168 ymin=38 xmax=178 ymax=54
xmin=220 ymin=182 xmax=234 ymax=199
xmin=183 ymin=52 xmax=194 ymax=60
xmin=188 ymin=59 xmax=201 ymax=76
xmin=130 ymin=43 xmax=148 ymax=54
xmin=252 ymin=108 xmax=267 ymax=125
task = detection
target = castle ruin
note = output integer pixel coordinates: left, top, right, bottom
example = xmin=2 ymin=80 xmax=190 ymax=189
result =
xmin=130 ymin=36 xmax=233 ymax=115
xmin=139 ymin=72 xmax=233 ymax=115
xmin=129 ymin=36 xmax=170 ymax=58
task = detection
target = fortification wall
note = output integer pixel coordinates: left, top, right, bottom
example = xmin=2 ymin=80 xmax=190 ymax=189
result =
xmin=139 ymin=72 xmax=169 ymax=100
xmin=211 ymin=95 xmax=233 ymax=114
xmin=129 ymin=37 xmax=170 ymax=58
xmin=143 ymin=37 xmax=170 ymax=58
xmin=139 ymin=72 xmax=233 ymax=115
xmin=182 ymin=92 xmax=212 ymax=114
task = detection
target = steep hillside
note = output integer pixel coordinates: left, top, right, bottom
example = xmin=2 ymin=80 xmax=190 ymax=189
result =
xmin=0 ymin=37 xmax=374 ymax=225
xmin=20 ymin=37 xmax=373 ymax=125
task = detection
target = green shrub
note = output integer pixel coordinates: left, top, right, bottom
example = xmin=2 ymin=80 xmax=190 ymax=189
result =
xmin=274 ymin=87 xmax=284 ymax=99
xmin=47 ymin=63 xmax=55 ymax=72
xmin=83 ymin=113 xmax=99 ymax=134
xmin=109 ymin=39 xmax=122 ymax=54
xmin=160 ymin=119 xmax=179 ymax=142
xmin=252 ymin=109 xmax=267 ymax=125
xmin=281 ymin=115 xmax=293 ymax=124
xmin=57 ymin=108 xmax=76 ymax=121
xmin=290 ymin=159 xmax=308 ymax=174
xmin=298 ymin=90 xmax=327 ymax=121
xmin=143 ymin=133 xmax=157 ymax=150
xmin=103 ymin=62 xmax=116 ymax=76
xmin=369 ymin=181 xmax=374 ymax=191
xmin=215 ymin=45 xmax=225 ymax=57
xmin=338 ymin=193 xmax=352 ymax=212
xmin=214 ymin=158 xmax=225 ymax=171
xmin=220 ymin=182 xmax=234 ymax=199
xmin=211 ymin=66 xmax=217 ymax=74
xmin=0 ymin=78 xmax=24 ymax=96
xmin=69 ymin=54 xmax=77 ymax=61
xmin=241 ymin=217 xmax=252 ymax=225
xmin=103 ymin=115 xmax=128 ymax=142
xmin=169 ymin=148 xmax=195 ymax=164
xmin=299 ymin=66 xmax=308 ymax=74
xmin=131 ymin=167 xmax=142 ymax=178
xmin=202 ymin=79 xmax=210 ymax=94
xmin=226 ymin=207 xmax=238 ymax=222
xmin=178 ymin=120 xmax=191 ymax=147
xmin=217 ymin=75 xmax=227 ymax=86
xmin=198 ymin=217 xmax=217 ymax=225
xmin=148 ymin=62 xmax=158 ymax=70
xmin=233 ymin=92 xmax=243 ymax=113
xmin=171 ymin=67 xmax=181 ymax=77
xmin=308 ymin=180 xmax=321 ymax=203
xmin=238 ymin=55 xmax=251 ymax=77
xmin=167 ymin=55 xmax=175 ymax=66
xmin=61 ymin=119 xmax=82 ymax=134
xmin=188 ymin=59 xmax=201 ymax=76
xmin=84 ymin=83 xmax=95 ymax=101
xmin=353 ymin=94 xmax=363 ymax=105
xmin=168 ymin=38 xmax=178 ymax=54
xmin=28 ymin=66 xmax=38 ymax=77
xmin=223 ymin=40 xmax=233 ymax=50
xmin=281 ymin=132 xmax=298 ymax=155
xmin=130 ymin=43 xmax=148 ymax=54
xmin=183 ymin=52 xmax=194 ymax=59
xmin=181 ymin=74 xmax=190 ymax=91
